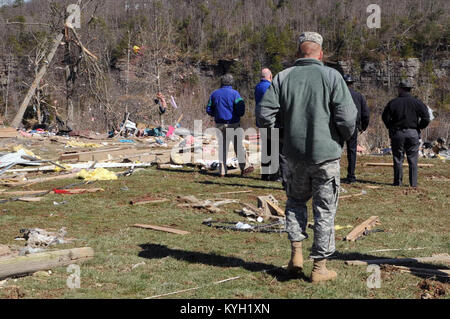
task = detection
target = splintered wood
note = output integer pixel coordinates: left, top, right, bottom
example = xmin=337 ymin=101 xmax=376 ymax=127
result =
xmin=177 ymin=195 xmax=224 ymax=214
xmin=344 ymin=216 xmax=381 ymax=241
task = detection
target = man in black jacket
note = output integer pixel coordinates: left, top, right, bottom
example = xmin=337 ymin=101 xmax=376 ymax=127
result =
xmin=342 ymin=75 xmax=370 ymax=184
xmin=382 ymin=80 xmax=430 ymax=187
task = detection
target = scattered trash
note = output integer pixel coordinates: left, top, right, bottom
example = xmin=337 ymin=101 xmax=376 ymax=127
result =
xmin=53 ymin=201 xmax=68 ymax=206
xmin=202 ymin=218 xmax=285 ymax=233
xmin=235 ymin=222 xmax=253 ymax=230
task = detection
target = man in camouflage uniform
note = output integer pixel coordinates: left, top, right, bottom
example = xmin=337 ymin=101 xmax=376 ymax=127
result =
xmin=257 ymin=32 xmax=356 ymax=283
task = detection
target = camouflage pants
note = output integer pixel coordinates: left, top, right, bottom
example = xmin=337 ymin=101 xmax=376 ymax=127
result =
xmin=285 ymin=159 xmax=340 ymax=259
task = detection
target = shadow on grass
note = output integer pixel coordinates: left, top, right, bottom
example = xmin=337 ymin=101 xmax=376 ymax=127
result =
xmin=344 ymin=179 xmax=393 ymax=186
xmin=138 ymin=243 xmax=302 ymax=282
xmin=331 ymin=251 xmax=450 ymax=284
xmin=198 ymin=180 xmax=284 ymax=190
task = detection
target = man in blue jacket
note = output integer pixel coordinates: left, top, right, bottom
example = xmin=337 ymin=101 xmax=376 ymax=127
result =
xmin=255 ymin=68 xmax=288 ymax=186
xmin=206 ymin=74 xmax=254 ymax=177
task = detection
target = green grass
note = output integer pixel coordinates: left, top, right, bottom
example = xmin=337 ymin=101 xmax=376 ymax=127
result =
xmin=0 ymin=156 xmax=448 ymax=299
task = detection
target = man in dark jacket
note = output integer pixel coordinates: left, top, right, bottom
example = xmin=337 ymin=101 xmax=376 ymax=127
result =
xmin=342 ymin=75 xmax=370 ymax=184
xmin=206 ymin=74 xmax=254 ymax=177
xmin=382 ymin=80 xmax=430 ymax=187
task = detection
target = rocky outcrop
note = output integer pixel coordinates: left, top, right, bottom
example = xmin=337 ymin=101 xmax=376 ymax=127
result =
xmin=337 ymin=58 xmax=449 ymax=88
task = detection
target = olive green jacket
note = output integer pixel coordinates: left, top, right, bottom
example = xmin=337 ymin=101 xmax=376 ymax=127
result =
xmin=257 ymin=58 xmax=357 ymax=164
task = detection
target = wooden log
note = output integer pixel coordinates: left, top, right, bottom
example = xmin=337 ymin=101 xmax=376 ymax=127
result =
xmin=344 ymin=216 xmax=381 ymax=241
xmin=345 ymin=255 xmax=450 ymax=266
xmin=133 ymin=224 xmax=189 ymax=235
xmin=363 ymin=163 xmax=434 ymax=168
xmin=0 ymin=247 xmax=94 ymax=279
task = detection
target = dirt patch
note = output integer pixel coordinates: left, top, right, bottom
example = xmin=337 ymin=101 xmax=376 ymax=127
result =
xmin=417 ymin=279 xmax=448 ymax=299
xmin=1 ymin=286 xmax=26 ymax=299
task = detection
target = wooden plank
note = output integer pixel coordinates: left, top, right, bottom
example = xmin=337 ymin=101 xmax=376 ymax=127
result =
xmin=344 ymin=216 xmax=381 ymax=241
xmin=133 ymin=224 xmax=189 ymax=235
xmin=0 ymin=127 xmax=18 ymax=138
xmin=1 ymin=172 xmax=79 ymax=186
xmin=53 ymin=188 xmax=104 ymax=195
xmin=345 ymin=255 xmax=450 ymax=266
xmin=0 ymin=190 xmax=47 ymax=196
xmin=385 ymin=265 xmax=450 ymax=277
xmin=130 ymin=197 xmax=169 ymax=205
xmin=0 ymin=247 xmax=94 ymax=279
xmin=363 ymin=162 xmax=434 ymax=168
xmin=266 ymin=200 xmax=285 ymax=217
xmin=340 ymin=191 xmax=365 ymax=199
xmin=16 ymin=197 xmax=43 ymax=202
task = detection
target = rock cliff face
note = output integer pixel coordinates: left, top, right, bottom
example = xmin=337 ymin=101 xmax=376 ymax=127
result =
xmin=337 ymin=58 xmax=449 ymax=89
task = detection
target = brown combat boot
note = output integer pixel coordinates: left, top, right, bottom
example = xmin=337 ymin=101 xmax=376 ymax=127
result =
xmin=287 ymin=241 xmax=303 ymax=276
xmin=311 ymin=259 xmax=337 ymax=283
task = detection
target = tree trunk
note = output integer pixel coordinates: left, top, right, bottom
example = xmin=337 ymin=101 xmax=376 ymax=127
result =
xmin=11 ymin=33 xmax=64 ymax=128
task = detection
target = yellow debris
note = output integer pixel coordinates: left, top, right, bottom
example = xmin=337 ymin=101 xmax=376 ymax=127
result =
xmin=53 ymin=162 xmax=72 ymax=172
xmin=66 ymin=140 xmax=102 ymax=148
xmin=12 ymin=145 xmax=40 ymax=159
xmin=77 ymin=168 xmax=118 ymax=181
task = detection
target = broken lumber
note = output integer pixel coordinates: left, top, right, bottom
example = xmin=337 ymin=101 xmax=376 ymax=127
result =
xmin=363 ymin=162 xmax=434 ymax=168
xmin=1 ymin=172 xmax=79 ymax=186
xmin=16 ymin=197 xmax=43 ymax=202
xmin=345 ymin=255 xmax=450 ymax=266
xmin=383 ymin=265 xmax=450 ymax=278
xmin=0 ymin=190 xmax=47 ymax=196
xmin=344 ymin=216 xmax=381 ymax=241
xmin=0 ymin=127 xmax=18 ymax=138
xmin=178 ymin=195 xmax=223 ymax=214
xmin=130 ymin=197 xmax=169 ymax=205
xmin=340 ymin=191 xmax=366 ymax=199
xmin=0 ymin=247 xmax=94 ymax=279
xmin=257 ymin=195 xmax=285 ymax=217
xmin=133 ymin=224 xmax=189 ymax=235
xmin=52 ymin=188 xmax=104 ymax=195
xmin=266 ymin=200 xmax=285 ymax=217
xmin=6 ymin=162 xmax=153 ymax=173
